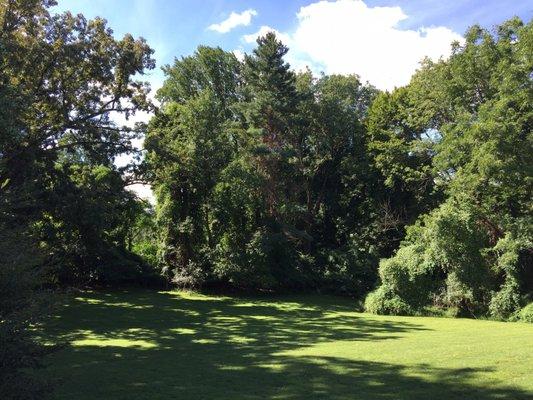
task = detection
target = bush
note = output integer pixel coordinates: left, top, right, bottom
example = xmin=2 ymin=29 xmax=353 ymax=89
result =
xmin=214 ymin=228 xmax=304 ymax=290
xmin=366 ymin=202 xmax=494 ymax=316
xmin=319 ymin=239 xmax=378 ymax=297
xmin=364 ymin=286 xmax=414 ymax=315
xmin=514 ymin=303 xmax=533 ymax=323
xmin=214 ymin=230 xmax=277 ymax=289
xmin=440 ymin=272 xmax=478 ymax=317
xmin=170 ymin=261 xmax=208 ymax=289
xmin=489 ymin=279 xmax=522 ymax=320
xmin=376 ymin=243 xmax=436 ymax=308
xmin=489 ymin=234 xmax=529 ymax=320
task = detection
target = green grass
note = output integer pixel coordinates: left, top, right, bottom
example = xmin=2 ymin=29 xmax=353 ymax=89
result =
xmin=41 ymin=290 xmax=533 ymax=399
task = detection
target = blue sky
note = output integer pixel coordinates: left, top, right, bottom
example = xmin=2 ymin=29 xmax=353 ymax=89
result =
xmin=53 ymin=0 xmax=532 ymax=91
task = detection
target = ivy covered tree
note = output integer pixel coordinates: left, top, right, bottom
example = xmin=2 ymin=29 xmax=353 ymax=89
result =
xmin=366 ymin=18 xmax=533 ymax=319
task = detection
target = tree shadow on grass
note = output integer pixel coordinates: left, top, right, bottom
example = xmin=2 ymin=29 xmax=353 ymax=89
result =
xmin=41 ymin=290 xmax=532 ymax=400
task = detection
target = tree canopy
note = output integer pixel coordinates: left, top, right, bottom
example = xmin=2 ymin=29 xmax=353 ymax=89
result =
xmin=366 ymin=18 xmax=533 ymax=319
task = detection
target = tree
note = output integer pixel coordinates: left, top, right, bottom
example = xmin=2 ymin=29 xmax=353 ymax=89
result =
xmin=366 ymin=18 xmax=533 ymax=318
xmin=366 ymin=86 xmax=441 ymax=255
xmin=293 ymin=72 xmax=380 ymax=294
xmin=145 ymin=47 xmax=240 ymax=286
xmin=238 ymin=32 xmax=300 ymax=219
xmin=0 ymin=0 xmax=156 ymax=283
xmin=1 ymin=1 xmax=156 ymax=397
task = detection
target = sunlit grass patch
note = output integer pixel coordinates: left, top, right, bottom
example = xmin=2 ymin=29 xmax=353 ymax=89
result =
xmin=72 ymin=338 xmax=158 ymax=349
xmin=170 ymin=327 xmax=196 ymax=335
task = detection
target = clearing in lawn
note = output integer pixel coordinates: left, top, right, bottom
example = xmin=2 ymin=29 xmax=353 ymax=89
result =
xmin=41 ymin=290 xmax=533 ymax=400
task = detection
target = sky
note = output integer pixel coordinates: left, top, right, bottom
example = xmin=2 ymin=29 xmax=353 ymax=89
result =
xmin=52 ymin=0 xmax=532 ymax=200
xmin=54 ymin=0 xmax=532 ymax=91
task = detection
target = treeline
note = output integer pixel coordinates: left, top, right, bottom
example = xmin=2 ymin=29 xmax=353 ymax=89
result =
xmin=145 ymin=35 xmax=437 ymax=295
xmin=0 ymin=1 xmax=531 ymax=397
xmin=146 ymin=22 xmax=532 ymax=322
xmin=146 ymin=40 xmax=391 ymax=296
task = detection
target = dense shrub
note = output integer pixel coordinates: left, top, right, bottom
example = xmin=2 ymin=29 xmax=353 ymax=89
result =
xmin=488 ymin=234 xmax=530 ymax=319
xmin=364 ymin=286 xmax=414 ymax=315
xmin=376 ymin=244 xmax=435 ymax=308
xmin=318 ymin=242 xmax=378 ymax=297
xmin=366 ymin=203 xmax=491 ymax=315
xmin=514 ymin=303 xmax=533 ymax=323
xmin=0 ymin=225 xmax=54 ymax=400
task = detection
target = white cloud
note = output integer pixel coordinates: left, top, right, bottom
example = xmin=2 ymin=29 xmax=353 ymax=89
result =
xmin=232 ymin=48 xmax=245 ymax=61
xmin=242 ymin=0 xmax=463 ymax=91
xmin=208 ymin=9 xmax=258 ymax=33
xmin=242 ymin=25 xmax=291 ymax=45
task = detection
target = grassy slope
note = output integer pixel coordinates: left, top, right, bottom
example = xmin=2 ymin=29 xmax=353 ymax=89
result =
xmin=41 ymin=290 xmax=533 ymax=400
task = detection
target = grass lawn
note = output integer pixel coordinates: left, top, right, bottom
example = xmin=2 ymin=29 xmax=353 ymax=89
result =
xmin=41 ymin=290 xmax=533 ymax=399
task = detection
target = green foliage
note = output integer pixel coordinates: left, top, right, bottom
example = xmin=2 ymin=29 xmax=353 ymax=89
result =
xmin=146 ymin=33 xmax=383 ymax=293
xmin=129 ymin=204 xmax=160 ymax=268
xmin=146 ymin=48 xmax=240 ymax=286
xmin=1 ymin=1 xmax=157 ymax=396
xmin=39 ymin=164 xmax=148 ymax=284
xmin=366 ymin=18 xmax=533 ymax=319
xmin=211 ymin=159 xmax=273 ymax=287
xmin=0 ymin=0 xmax=157 ymax=284
xmin=318 ymin=239 xmax=378 ymax=297
xmin=489 ymin=234 xmax=531 ymax=319
xmin=366 ymin=85 xmax=441 ymax=254
xmin=364 ymin=286 xmax=414 ymax=315
xmin=0 ymin=226 xmax=53 ymax=400
xmin=514 ymin=303 xmax=533 ymax=323
xmin=0 ymin=182 xmax=54 ymax=399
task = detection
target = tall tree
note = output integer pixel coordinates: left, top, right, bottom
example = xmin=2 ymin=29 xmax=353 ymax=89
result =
xmin=1 ymin=1 xmax=156 ymax=396
xmin=240 ymin=32 xmax=299 ymax=217
xmin=366 ymin=18 xmax=533 ymax=319
xmin=293 ymin=72 xmax=380 ymax=294
xmin=145 ymin=47 xmax=240 ymax=286
xmin=0 ymin=0 xmax=155 ymax=283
